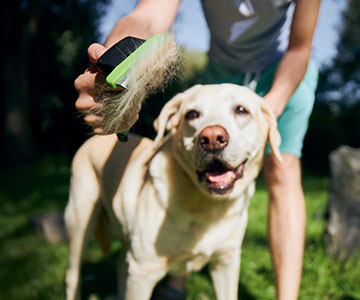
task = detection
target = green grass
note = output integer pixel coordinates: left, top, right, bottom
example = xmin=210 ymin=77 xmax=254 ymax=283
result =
xmin=0 ymin=156 xmax=359 ymax=299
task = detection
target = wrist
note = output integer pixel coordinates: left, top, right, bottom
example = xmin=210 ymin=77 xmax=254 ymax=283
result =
xmin=263 ymin=92 xmax=287 ymax=118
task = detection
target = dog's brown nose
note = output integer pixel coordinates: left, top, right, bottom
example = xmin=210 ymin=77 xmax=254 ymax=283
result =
xmin=199 ymin=125 xmax=229 ymax=152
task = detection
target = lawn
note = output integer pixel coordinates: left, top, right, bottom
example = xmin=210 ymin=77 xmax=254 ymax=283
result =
xmin=0 ymin=155 xmax=359 ymax=300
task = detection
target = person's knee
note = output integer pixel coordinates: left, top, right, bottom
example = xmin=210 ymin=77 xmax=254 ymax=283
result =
xmin=263 ymin=154 xmax=305 ymax=209
xmin=263 ymin=153 xmax=302 ymax=190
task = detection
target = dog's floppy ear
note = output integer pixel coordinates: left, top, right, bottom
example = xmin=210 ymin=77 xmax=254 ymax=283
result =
xmin=260 ymin=101 xmax=283 ymax=163
xmin=154 ymin=84 xmax=203 ymax=144
xmin=153 ymin=92 xmax=184 ymax=143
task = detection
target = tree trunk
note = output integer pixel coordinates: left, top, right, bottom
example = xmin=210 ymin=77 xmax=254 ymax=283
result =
xmin=326 ymin=146 xmax=360 ymax=260
xmin=1 ymin=0 xmax=40 ymax=164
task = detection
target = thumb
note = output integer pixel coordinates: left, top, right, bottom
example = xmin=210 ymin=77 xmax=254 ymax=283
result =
xmin=88 ymin=43 xmax=107 ymax=64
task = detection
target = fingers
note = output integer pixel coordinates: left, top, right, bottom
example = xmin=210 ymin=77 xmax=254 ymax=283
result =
xmin=74 ymin=72 xmax=99 ymax=110
xmin=73 ymin=43 xmax=109 ymax=134
xmin=88 ymin=43 xmax=107 ymax=65
xmin=75 ymin=91 xmax=100 ymax=112
xmin=75 ymin=42 xmax=141 ymax=135
xmin=74 ymin=71 xmax=106 ymax=110
xmin=85 ymin=113 xmax=104 ymax=135
xmin=74 ymin=70 xmax=104 ymax=132
xmin=75 ymin=91 xmax=104 ymax=130
xmin=74 ymin=71 xmax=93 ymax=94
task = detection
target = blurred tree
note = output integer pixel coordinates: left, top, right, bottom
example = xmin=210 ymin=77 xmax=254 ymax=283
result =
xmin=316 ymin=0 xmax=360 ymax=106
xmin=303 ymin=0 xmax=360 ymax=173
xmin=0 ymin=0 xmax=109 ymax=165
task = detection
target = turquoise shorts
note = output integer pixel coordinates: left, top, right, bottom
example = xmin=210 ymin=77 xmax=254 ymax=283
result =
xmin=198 ymin=59 xmax=319 ymax=158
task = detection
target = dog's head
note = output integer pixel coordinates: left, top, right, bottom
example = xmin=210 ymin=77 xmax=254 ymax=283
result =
xmin=154 ymin=84 xmax=282 ymax=199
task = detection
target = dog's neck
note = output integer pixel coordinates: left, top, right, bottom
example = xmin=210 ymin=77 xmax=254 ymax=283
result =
xmin=148 ymin=139 xmax=252 ymax=223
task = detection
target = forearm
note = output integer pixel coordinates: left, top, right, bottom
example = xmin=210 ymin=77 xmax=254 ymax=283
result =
xmin=105 ymin=15 xmax=157 ymax=47
xmin=105 ymin=0 xmax=180 ymax=47
xmin=264 ymin=48 xmax=311 ymax=118
xmin=264 ymin=0 xmax=320 ymax=118
xmin=75 ymin=0 xmax=180 ymax=133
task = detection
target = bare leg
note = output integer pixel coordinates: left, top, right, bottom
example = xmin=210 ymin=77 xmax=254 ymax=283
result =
xmin=264 ymin=154 xmax=306 ymax=300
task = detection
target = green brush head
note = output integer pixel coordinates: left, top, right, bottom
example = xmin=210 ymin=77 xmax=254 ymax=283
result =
xmin=92 ymin=32 xmax=180 ymax=137
xmin=95 ymin=34 xmax=165 ymax=141
xmin=98 ymin=34 xmax=163 ymax=89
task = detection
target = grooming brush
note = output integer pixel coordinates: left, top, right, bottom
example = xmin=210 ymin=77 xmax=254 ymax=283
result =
xmin=95 ymin=32 xmax=180 ymax=141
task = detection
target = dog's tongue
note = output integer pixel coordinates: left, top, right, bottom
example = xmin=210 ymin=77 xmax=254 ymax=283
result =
xmin=208 ymin=171 xmax=236 ymax=184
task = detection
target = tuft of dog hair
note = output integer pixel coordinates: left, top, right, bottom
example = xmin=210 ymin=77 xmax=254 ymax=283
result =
xmin=90 ymin=32 xmax=181 ymax=135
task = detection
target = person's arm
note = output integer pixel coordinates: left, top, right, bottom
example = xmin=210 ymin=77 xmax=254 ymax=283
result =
xmin=105 ymin=0 xmax=181 ymax=47
xmin=263 ymin=0 xmax=321 ymax=118
xmin=75 ymin=0 xmax=181 ymax=134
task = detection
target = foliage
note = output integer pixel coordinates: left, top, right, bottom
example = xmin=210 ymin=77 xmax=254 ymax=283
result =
xmin=1 ymin=157 xmax=360 ymax=299
xmin=302 ymin=101 xmax=360 ymax=173
xmin=317 ymin=0 xmax=360 ymax=106
xmin=302 ymin=0 xmax=360 ymax=173
xmin=1 ymin=0 xmax=110 ymax=165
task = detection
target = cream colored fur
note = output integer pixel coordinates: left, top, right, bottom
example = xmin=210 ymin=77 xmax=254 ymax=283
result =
xmin=65 ymin=84 xmax=281 ymax=300
xmin=91 ymin=32 xmax=181 ymax=134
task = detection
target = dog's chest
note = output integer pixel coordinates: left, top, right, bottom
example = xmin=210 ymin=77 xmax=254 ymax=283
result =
xmin=147 ymin=151 xmax=247 ymax=273
xmin=164 ymin=212 xmax=246 ymax=275
xmin=123 ymin=143 xmax=250 ymax=275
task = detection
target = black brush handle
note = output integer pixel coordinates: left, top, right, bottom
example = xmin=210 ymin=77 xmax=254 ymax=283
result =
xmin=96 ymin=37 xmax=145 ymax=142
xmin=96 ymin=37 xmax=146 ymax=74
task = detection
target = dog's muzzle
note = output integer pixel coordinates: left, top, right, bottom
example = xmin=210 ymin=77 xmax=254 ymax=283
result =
xmin=199 ymin=125 xmax=229 ymax=153
xmin=197 ymin=158 xmax=248 ymax=195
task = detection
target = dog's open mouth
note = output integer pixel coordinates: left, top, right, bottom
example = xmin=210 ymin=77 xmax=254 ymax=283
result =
xmin=197 ymin=159 xmax=248 ymax=195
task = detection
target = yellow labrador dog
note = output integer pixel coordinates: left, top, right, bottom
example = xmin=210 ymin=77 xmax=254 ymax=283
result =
xmin=65 ymin=84 xmax=282 ymax=300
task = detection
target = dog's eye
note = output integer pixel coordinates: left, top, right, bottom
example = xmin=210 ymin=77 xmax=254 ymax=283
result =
xmin=235 ymin=105 xmax=249 ymax=115
xmin=185 ymin=110 xmax=200 ymax=120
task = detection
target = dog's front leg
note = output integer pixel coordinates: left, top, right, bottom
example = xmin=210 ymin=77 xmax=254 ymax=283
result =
xmin=116 ymin=243 xmax=129 ymax=300
xmin=124 ymin=258 xmax=167 ymax=300
xmin=65 ymin=159 xmax=102 ymax=300
xmin=209 ymin=249 xmax=241 ymax=300
xmin=65 ymin=201 xmax=101 ymax=300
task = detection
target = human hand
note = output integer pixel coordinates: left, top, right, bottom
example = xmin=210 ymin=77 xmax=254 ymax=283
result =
xmin=74 ymin=43 xmax=140 ymax=135
xmin=74 ymin=43 xmax=107 ymax=134
xmin=263 ymin=92 xmax=287 ymax=119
